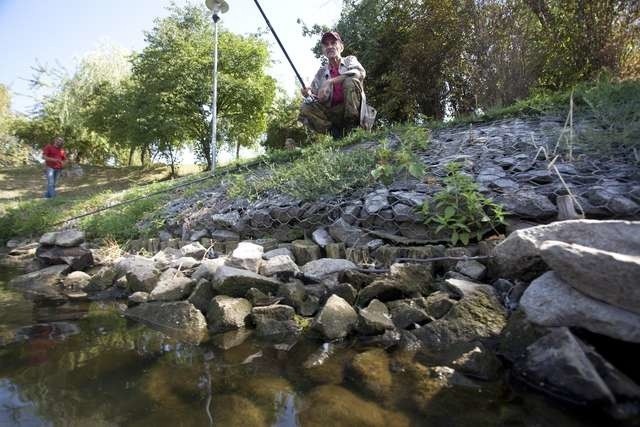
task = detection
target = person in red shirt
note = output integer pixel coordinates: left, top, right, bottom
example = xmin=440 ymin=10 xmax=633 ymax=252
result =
xmin=42 ymin=136 xmax=67 ymax=198
xmin=299 ymin=31 xmax=371 ymax=139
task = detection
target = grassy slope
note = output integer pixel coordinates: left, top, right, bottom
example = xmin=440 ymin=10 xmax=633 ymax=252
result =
xmin=1 ymin=78 xmax=637 ymax=244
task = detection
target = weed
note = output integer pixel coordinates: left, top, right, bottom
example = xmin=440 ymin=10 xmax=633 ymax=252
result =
xmin=420 ymin=163 xmax=505 ymax=245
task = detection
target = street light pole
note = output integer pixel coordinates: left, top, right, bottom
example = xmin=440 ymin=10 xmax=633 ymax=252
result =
xmin=205 ymin=0 xmax=229 ymax=175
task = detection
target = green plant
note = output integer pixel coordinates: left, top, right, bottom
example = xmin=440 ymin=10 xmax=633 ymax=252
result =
xmin=371 ymin=126 xmax=428 ymax=183
xmin=421 ymin=162 xmax=505 ymax=245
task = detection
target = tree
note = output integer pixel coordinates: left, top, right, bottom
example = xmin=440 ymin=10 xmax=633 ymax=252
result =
xmin=264 ymin=91 xmax=308 ymax=150
xmin=131 ymin=4 xmax=275 ymax=170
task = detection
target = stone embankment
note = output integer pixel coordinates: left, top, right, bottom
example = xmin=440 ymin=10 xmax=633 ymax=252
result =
xmin=3 ymin=116 xmax=640 ymax=420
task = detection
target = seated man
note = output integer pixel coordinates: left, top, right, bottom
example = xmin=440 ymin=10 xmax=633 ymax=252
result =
xmin=299 ymin=31 xmax=374 ymax=138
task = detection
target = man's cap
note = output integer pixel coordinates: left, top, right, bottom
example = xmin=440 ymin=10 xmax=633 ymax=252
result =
xmin=321 ymin=31 xmax=342 ymax=44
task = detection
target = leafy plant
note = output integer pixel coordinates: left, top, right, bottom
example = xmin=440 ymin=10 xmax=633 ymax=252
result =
xmin=371 ymin=126 xmax=428 ymax=183
xmin=420 ymin=162 xmax=505 ymax=245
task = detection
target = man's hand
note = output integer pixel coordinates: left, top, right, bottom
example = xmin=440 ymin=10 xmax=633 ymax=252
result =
xmin=301 ymin=86 xmax=312 ymax=97
xmin=318 ymin=81 xmax=332 ymax=102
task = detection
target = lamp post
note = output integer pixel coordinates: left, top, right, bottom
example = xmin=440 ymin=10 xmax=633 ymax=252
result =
xmin=205 ymin=0 xmax=229 ymax=174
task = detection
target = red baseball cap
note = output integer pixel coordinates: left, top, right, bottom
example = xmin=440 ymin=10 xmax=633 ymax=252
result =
xmin=321 ymin=31 xmax=342 ymax=44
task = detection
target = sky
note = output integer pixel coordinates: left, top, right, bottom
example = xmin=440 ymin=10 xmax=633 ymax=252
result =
xmin=0 ymin=0 xmax=343 ymax=115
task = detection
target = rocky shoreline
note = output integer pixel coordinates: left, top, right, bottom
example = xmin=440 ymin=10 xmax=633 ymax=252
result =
xmin=3 ymin=218 xmax=639 ymax=422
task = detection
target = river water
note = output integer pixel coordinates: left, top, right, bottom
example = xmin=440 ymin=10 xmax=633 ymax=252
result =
xmin=0 ymin=267 xmax=611 ymax=426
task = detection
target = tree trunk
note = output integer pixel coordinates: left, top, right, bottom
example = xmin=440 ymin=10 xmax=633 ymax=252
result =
xmin=236 ymin=141 xmax=240 ymax=161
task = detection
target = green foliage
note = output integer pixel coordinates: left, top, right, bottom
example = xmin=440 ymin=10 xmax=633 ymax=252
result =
xmin=371 ymin=126 xmax=428 ymax=184
xmin=228 ymin=144 xmax=376 ymax=201
xmin=264 ymin=93 xmax=308 ymax=150
xmin=421 ymin=163 xmax=505 ymax=246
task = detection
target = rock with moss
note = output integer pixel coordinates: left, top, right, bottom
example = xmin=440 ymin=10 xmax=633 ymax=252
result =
xmin=124 ymin=301 xmax=208 ymax=344
xmin=357 ymin=299 xmax=395 ymax=335
xmin=312 ymin=294 xmax=358 ymax=340
xmin=211 ymin=394 xmax=267 ymax=427
xmin=345 ymin=348 xmax=393 ymax=401
xmin=291 ymin=240 xmax=322 ymax=265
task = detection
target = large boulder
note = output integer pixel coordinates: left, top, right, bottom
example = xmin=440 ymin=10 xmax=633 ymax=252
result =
xmin=40 ymin=229 xmax=85 ymax=247
xmin=149 ymin=268 xmax=195 ymax=301
xmin=357 ymin=278 xmax=420 ymax=306
xmin=539 ymin=240 xmax=640 ymax=315
xmin=122 ymin=257 xmax=161 ymax=293
xmin=312 ymin=294 xmax=358 ymax=340
xmin=229 ymin=242 xmax=264 ymax=272
xmin=207 ymin=295 xmax=252 ymax=333
xmin=124 ymin=301 xmax=208 ymax=344
xmin=492 ymin=220 xmax=640 ymax=280
xmin=35 ymin=245 xmax=94 ymax=271
xmin=520 ymin=272 xmax=640 ymax=343
xmin=8 ymin=264 xmax=68 ymax=302
xmin=301 ymin=258 xmax=357 ymax=282
xmin=413 ymin=280 xmax=507 ymax=354
xmin=515 ymin=328 xmax=615 ymax=405
xmin=211 ymin=266 xmax=282 ymax=297
xmin=187 ymin=279 xmax=214 ymax=314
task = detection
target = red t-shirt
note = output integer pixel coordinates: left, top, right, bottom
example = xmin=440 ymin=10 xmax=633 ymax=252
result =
xmin=43 ymin=144 xmax=66 ymax=169
xmin=330 ymin=65 xmax=344 ymax=106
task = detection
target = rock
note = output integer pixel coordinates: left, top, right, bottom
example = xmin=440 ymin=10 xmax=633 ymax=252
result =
xmin=262 ymin=247 xmax=293 ymax=260
xmin=259 ymin=255 xmax=299 ymax=277
xmin=345 ymin=349 xmax=393 ymax=401
xmin=187 ymin=280 xmax=214 ymax=314
xmin=251 ymin=304 xmax=301 ymax=339
xmin=387 ymin=298 xmax=431 ymax=329
xmin=357 ymin=329 xmax=403 ymax=349
xmin=229 ymin=242 xmax=264 ymax=273
xmin=454 ymin=260 xmax=486 ymax=281
xmin=124 ymin=301 xmax=208 ymax=344
xmin=492 ymin=219 xmax=640 ymax=280
xmin=373 ymin=245 xmax=434 ymax=268
xmin=277 ymin=280 xmax=306 ymax=311
xmin=515 ymin=328 xmax=615 ymax=405
xmin=35 ymin=245 xmax=94 ymax=271
xmin=325 ymin=242 xmax=346 ymax=259
xmin=8 ymin=265 xmax=68 ymax=302
xmin=211 ymin=266 xmax=282 ymax=297
xmin=328 ymin=218 xmax=371 ymax=247
xmin=40 ymin=229 xmax=85 ymax=247
xmin=291 ymin=240 xmax=322 ymax=265
xmin=180 ymin=241 xmax=207 ymax=260
xmin=357 ymin=299 xmax=395 ymax=335
xmin=364 ymin=189 xmax=390 ymax=214
xmin=211 ymin=328 xmax=252 ymax=350
xmin=497 ymin=309 xmax=547 ymax=363
xmin=413 ymin=281 xmax=507 ymax=354
xmin=298 ymin=384 xmax=409 ymax=427
xmin=211 ymin=394 xmax=267 ymax=427
xmin=449 ymin=342 xmax=502 ymax=380
xmin=424 ymin=291 xmax=455 ymax=319
xmin=324 ymin=282 xmax=357 ymax=306
xmin=520 ymin=272 xmax=640 ymax=343
xmin=122 ymin=258 xmax=160 ymax=293
xmin=389 ymin=262 xmax=435 ymax=295
xmin=312 ymin=228 xmax=334 ymax=248
xmin=495 ymin=191 xmax=557 ymax=219
xmin=129 ymin=291 xmax=149 ymax=304
xmin=149 ymin=268 xmax=195 ymax=301
xmin=63 ymin=271 xmax=91 ymax=291
xmin=210 ymin=229 xmax=240 ymax=242
xmin=301 ymin=258 xmax=357 ymax=281
xmin=189 ymin=229 xmax=209 ymax=241
xmin=312 ymin=294 xmax=358 ymax=340
xmin=152 ymin=247 xmax=181 ymax=268
xmin=357 ymin=279 xmax=419 ymax=306
xmin=339 ymin=269 xmax=376 ymax=289
xmin=247 ymin=287 xmax=281 ymax=307
xmin=539 ymin=240 xmax=640 ymax=314
xmin=169 ymin=257 xmax=200 ymax=270
xmin=207 ymin=295 xmax=252 ymax=333
xmin=211 ymin=212 xmax=241 ymax=231
xmin=191 ymin=258 xmax=227 ymax=282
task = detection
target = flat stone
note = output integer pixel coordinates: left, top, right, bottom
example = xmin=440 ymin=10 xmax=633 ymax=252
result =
xmin=212 ymin=266 xmax=282 ymax=297
xmin=259 ymin=255 xmax=299 ymax=277
xmin=520 ymin=272 xmax=640 ymax=343
xmin=211 ymin=211 xmax=241 ymax=231
xmin=124 ymin=301 xmax=208 ymax=344
xmin=35 ymin=245 xmax=94 ymax=271
xmin=540 ymin=240 xmax=640 ymax=314
xmin=328 ymin=218 xmax=371 ymax=247
xmin=496 ymin=191 xmax=557 ymax=220
xmin=312 ymin=228 xmax=334 ymax=248
xmin=129 ymin=291 xmax=149 ymax=304
xmin=357 ymin=299 xmax=395 ymax=335
xmin=454 ymin=260 xmax=486 ymax=281
xmin=301 ymin=258 xmax=357 ymax=281
xmin=149 ymin=268 xmax=195 ymax=301
xmin=364 ymin=189 xmax=390 ymax=214
xmin=263 ymin=247 xmax=294 ymax=260
xmin=492 ymin=219 xmax=640 ymax=280
xmin=180 ymin=241 xmax=207 ymax=260
xmin=210 ymin=229 xmax=240 ymax=242
xmin=291 ymin=240 xmax=322 ymax=266
xmin=63 ymin=271 xmax=91 ymax=291
xmin=8 ymin=265 xmax=68 ymax=302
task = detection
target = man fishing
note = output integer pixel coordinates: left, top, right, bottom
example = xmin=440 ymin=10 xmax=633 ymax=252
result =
xmin=299 ymin=31 xmax=374 ymax=139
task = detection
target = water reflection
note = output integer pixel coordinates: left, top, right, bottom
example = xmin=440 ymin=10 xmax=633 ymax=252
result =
xmin=0 ymin=269 xmax=614 ymax=427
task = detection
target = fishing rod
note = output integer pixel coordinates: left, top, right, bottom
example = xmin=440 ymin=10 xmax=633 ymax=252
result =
xmin=252 ymin=0 xmax=306 ymax=89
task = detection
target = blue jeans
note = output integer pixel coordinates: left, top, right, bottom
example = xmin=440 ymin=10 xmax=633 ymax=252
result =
xmin=44 ymin=167 xmax=61 ymax=198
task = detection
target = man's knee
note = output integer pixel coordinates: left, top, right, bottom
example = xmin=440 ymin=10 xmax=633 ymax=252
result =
xmin=343 ymin=76 xmax=358 ymax=90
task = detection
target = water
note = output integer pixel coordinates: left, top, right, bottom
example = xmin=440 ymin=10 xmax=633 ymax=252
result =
xmin=0 ymin=267 xmax=610 ymax=426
